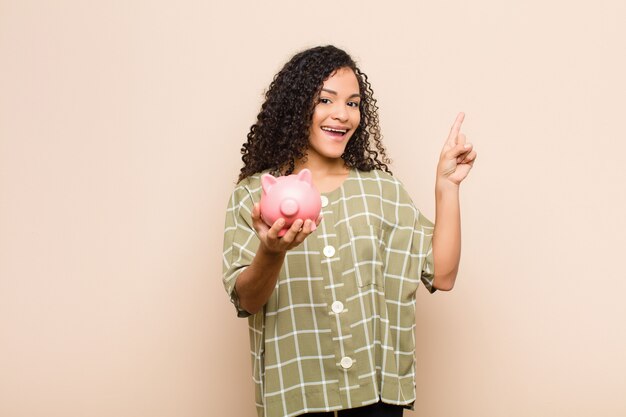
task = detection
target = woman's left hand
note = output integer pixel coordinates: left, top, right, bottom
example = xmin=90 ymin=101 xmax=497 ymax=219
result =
xmin=437 ymin=112 xmax=477 ymax=186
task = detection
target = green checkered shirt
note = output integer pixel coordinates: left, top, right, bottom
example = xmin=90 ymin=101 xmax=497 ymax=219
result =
xmin=222 ymin=168 xmax=436 ymax=417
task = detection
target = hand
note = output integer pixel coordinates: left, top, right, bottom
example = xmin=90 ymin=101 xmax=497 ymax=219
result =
xmin=437 ymin=112 xmax=477 ymax=186
xmin=250 ymin=203 xmax=322 ymax=254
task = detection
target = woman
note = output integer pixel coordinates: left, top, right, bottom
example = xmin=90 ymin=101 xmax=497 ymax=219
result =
xmin=222 ymin=45 xmax=476 ymax=417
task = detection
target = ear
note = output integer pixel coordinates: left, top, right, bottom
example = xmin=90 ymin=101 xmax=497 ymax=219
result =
xmin=261 ymin=173 xmax=277 ymax=193
xmin=297 ymin=168 xmax=313 ymax=185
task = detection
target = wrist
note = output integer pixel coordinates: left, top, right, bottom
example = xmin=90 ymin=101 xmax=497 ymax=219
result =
xmin=435 ymin=179 xmax=460 ymax=195
xmin=258 ymin=243 xmax=287 ymax=259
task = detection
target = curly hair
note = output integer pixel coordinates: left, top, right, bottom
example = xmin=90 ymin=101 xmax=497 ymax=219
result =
xmin=238 ymin=45 xmax=392 ymax=183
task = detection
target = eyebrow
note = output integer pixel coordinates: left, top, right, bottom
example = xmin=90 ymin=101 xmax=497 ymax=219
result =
xmin=321 ymin=88 xmax=361 ymax=99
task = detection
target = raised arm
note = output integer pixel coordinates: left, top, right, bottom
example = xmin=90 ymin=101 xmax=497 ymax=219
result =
xmin=432 ymin=112 xmax=477 ymax=291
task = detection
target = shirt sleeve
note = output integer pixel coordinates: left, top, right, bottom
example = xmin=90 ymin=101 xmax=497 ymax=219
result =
xmin=390 ymin=177 xmax=436 ymax=294
xmin=414 ymin=209 xmax=436 ymax=293
xmin=222 ymin=184 xmax=260 ymax=317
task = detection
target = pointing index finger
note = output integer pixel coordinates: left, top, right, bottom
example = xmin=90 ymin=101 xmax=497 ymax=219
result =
xmin=446 ymin=112 xmax=465 ymax=145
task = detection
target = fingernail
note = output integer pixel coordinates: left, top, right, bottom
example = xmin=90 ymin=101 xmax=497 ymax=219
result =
xmin=311 ymin=223 xmax=316 ymax=231
xmin=464 ymin=144 xmax=471 ymax=149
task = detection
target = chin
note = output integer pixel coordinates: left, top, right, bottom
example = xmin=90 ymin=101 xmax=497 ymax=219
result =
xmin=320 ymin=147 xmax=347 ymax=160
xmin=308 ymin=134 xmax=352 ymax=161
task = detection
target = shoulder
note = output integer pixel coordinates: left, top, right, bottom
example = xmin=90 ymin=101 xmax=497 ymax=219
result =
xmin=233 ymin=170 xmax=270 ymax=196
xmin=353 ymin=168 xmax=401 ymax=186
xmin=227 ymin=171 xmax=267 ymax=210
xmin=353 ymin=168 xmax=410 ymax=199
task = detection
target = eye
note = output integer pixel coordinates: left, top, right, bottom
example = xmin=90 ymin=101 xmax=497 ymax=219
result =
xmin=318 ymin=98 xmax=331 ymax=104
xmin=348 ymin=101 xmax=360 ymax=108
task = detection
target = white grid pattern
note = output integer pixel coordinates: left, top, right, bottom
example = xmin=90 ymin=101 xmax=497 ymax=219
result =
xmin=223 ymin=168 xmax=435 ymax=417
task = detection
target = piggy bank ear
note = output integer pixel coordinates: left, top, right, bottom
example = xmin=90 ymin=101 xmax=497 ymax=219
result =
xmin=297 ymin=168 xmax=313 ymax=185
xmin=261 ymin=173 xmax=278 ymax=193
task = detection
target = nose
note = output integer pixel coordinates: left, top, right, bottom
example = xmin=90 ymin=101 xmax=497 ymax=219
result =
xmin=331 ymin=103 xmax=349 ymax=122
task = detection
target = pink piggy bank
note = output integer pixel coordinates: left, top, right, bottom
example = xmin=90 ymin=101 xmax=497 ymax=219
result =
xmin=260 ymin=169 xmax=321 ymax=237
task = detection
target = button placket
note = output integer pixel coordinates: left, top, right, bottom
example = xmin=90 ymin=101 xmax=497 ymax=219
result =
xmin=318 ymin=200 xmax=357 ymax=383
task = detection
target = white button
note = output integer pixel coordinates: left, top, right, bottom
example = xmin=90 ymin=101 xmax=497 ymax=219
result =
xmin=340 ymin=356 xmax=353 ymax=369
xmin=323 ymin=245 xmax=335 ymax=258
xmin=320 ymin=195 xmax=329 ymax=208
xmin=331 ymin=301 xmax=344 ymax=314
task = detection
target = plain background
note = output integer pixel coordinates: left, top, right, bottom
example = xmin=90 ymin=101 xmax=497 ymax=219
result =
xmin=1 ymin=1 xmax=625 ymax=416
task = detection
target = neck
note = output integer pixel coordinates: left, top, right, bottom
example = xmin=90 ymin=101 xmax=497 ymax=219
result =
xmin=292 ymin=159 xmax=351 ymax=194
xmin=293 ymin=155 xmax=348 ymax=176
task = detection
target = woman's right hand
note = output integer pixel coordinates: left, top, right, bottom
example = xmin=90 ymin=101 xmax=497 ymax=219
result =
xmin=251 ymin=203 xmax=322 ymax=254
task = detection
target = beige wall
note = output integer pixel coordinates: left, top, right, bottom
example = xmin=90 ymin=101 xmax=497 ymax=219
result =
xmin=1 ymin=0 xmax=625 ymax=416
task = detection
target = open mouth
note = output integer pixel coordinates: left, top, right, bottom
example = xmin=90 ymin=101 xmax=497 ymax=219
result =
xmin=321 ymin=126 xmax=349 ymax=138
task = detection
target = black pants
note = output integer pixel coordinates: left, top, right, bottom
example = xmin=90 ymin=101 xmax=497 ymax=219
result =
xmin=302 ymin=401 xmax=404 ymax=417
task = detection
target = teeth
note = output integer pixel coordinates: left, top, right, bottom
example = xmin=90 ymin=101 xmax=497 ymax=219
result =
xmin=321 ymin=127 xmax=348 ymax=133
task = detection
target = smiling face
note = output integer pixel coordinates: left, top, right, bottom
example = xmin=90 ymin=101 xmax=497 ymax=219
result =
xmin=305 ymin=67 xmax=361 ymax=169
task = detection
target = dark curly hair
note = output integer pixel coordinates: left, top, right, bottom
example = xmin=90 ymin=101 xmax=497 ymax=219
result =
xmin=238 ymin=45 xmax=392 ymax=182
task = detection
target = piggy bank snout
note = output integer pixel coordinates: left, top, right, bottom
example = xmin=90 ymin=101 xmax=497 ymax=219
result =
xmin=280 ymin=199 xmax=299 ymax=217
